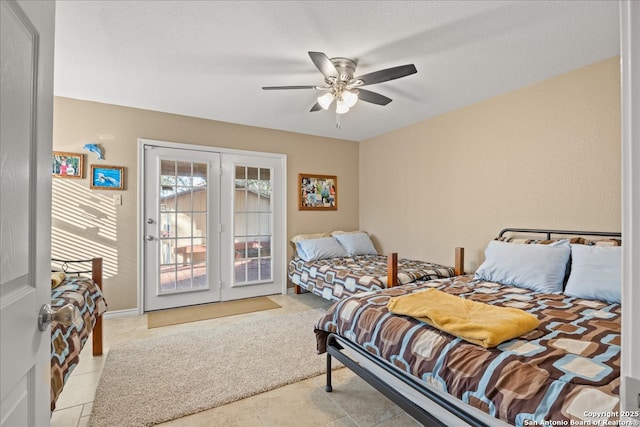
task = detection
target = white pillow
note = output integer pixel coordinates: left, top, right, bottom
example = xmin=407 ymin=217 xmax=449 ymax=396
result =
xmin=295 ymin=237 xmax=347 ymax=262
xmin=474 ymin=240 xmax=570 ymax=293
xmin=290 ymin=232 xmax=328 ymax=245
xmin=334 ymin=232 xmax=378 ymax=256
xmin=564 ymin=245 xmax=621 ymax=303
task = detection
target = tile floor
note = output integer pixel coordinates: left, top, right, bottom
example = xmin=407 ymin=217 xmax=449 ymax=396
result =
xmin=50 ymin=291 xmax=419 ymax=427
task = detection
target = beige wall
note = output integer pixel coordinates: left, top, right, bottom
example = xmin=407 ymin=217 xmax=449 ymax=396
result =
xmin=360 ymin=56 xmax=621 ymax=272
xmin=52 ymin=56 xmax=621 ymax=310
xmin=52 ymin=98 xmax=359 ymax=311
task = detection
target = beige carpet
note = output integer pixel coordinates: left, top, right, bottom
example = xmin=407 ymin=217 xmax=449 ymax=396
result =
xmin=89 ymin=309 xmax=337 ymax=427
xmin=146 ymin=297 xmax=281 ymax=328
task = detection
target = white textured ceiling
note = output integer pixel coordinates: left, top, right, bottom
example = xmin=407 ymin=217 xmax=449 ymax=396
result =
xmin=53 ymin=1 xmax=620 ymax=142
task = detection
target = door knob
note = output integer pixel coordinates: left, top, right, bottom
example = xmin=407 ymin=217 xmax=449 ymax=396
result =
xmin=38 ymin=303 xmax=78 ymax=331
xmin=146 ymin=235 xmax=155 ymax=241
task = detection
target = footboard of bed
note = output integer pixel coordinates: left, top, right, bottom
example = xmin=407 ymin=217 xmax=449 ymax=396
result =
xmin=91 ymin=257 xmax=103 ymax=356
xmin=325 ymin=333 xmax=492 ymax=427
xmin=388 ymin=247 xmax=464 ymax=287
xmin=52 ymin=257 xmax=104 ymax=356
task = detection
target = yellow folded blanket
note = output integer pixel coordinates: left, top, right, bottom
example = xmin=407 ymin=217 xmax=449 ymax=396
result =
xmin=51 ymin=271 xmax=66 ymax=289
xmin=387 ymin=289 xmax=539 ymax=348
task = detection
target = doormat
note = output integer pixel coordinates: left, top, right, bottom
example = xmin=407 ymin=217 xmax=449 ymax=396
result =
xmin=147 ymin=297 xmax=281 ymax=328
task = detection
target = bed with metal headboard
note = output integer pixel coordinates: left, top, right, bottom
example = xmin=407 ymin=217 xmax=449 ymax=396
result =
xmin=315 ymin=228 xmax=622 ymax=427
xmin=50 ymin=257 xmax=107 ymax=411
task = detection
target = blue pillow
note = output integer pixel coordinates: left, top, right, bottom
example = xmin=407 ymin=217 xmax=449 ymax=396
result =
xmin=296 ymin=237 xmax=347 ymax=262
xmin=564 ymin=244 xmax=621 ymax=303
xmin=334 ymin=232 xmax=378 ymax=256
xmin=474 ymin=240 xmax=570 ymax=293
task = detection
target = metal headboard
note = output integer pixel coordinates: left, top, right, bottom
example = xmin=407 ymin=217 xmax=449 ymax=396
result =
xmin=51 ymin=257 xmax=95 ymax=276
xmin=498 ymin=228 xmax=622 ymax=240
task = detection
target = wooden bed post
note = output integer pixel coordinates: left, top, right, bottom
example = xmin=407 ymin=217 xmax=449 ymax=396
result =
xmin=91 ymin=257 xmax=103 ymax=356
xmin=387 ymin=252 xmax=398 ymax=287
xmin=454 ymin=247 xmax=464 ymax=276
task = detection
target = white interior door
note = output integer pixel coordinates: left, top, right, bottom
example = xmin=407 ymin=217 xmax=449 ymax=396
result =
xmin=143 ymin=146 xmax=221 ymax=311
xmin=0 ymin=1 xmax=54 ymax=425
xmin=220 ymin=153 xmax=285 ymax=301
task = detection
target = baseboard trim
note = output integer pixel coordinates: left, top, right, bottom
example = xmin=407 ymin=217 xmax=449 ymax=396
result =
xmin=103 ymin=308 xmax=138 ymax=319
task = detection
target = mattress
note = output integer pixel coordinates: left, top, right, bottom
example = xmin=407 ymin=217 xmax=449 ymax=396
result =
xmin=314 ymin=275 xmax=620 ymax=426
xmin=289 ymin=254 xmax=455 ymax=302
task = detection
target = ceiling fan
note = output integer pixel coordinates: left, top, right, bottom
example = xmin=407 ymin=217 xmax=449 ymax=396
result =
xmin=262 ymin=51 xmax=417 ymax=122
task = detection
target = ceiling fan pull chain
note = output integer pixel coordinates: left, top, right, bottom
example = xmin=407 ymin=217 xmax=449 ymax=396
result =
xmin=335 ymin=113 xmax=341 ymax=129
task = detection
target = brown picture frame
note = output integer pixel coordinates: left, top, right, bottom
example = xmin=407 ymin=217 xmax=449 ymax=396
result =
xmin=298 ymin=174 xmax=337 ymax=210
xmin=90 ymin=165 xmax=125 ymax=190
xmin=52 ymin=151 xmax=84 ymax=178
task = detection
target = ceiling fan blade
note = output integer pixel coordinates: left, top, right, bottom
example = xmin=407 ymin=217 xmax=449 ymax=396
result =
xmin=308 ymin=51 xmax=339 ymax=80
xmin=262 ymin=85 xmax=317 ymax=90
xmin=357 ymin=89 xmax=392 ymax=106
xmin=352 ymin=64 xmax=417 ymax=87
xmin=310 ymin=102 xmax=323 ymax=112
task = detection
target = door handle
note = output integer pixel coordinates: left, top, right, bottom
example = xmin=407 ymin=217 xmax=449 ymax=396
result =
xmin=146 ymin=235 xmax=155 ymax=241
xmin=38 ymin=303 xmax=79 ymax=331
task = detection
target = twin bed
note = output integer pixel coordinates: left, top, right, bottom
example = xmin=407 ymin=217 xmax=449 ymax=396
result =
xmin=312 ymin=229 xmax=623 ymax=427
xmin=50 ymin=257 xmax=107 ymax=411
xmin=288 ymin=231 xmax=463 ymax=302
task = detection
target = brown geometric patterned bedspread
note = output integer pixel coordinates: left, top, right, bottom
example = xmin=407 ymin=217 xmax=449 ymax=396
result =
xmin=288 ymin=254 xmax=455 ymax=302
xmin=315 ymin=275 xmax=620 ymax=426
xmin=50 ymin=277 xmax=107 ymax=411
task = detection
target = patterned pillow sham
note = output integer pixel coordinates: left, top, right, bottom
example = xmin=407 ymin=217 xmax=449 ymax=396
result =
xmin=495 ymin=236 xmax=580 ymax=245
xmin=496 ymin=236 xmax=621 ymax=246
xmin=571 ymin=237 xmax=621 ymax=246
xmin=51 ymin=272 xmax=67 ymax=289
xmin=331 ymin=230 xmax=367 ymax=236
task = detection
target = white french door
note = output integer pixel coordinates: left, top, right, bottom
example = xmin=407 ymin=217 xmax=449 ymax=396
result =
xmin=141 ymin=141 xmax=285 ymax=312
xmin=220 ymin=153 xmax=284 ymax=300
xmin=143 ymin=146 xmax=221 ymax=311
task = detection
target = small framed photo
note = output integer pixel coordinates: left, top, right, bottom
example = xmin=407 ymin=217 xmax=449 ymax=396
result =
xmin=52 ymin=152 xmax=84 ymax=178
xmin=90 ymin=165 xmax=125 ymax=190
xmin=298 ymin=173 xmax=337 ymax=210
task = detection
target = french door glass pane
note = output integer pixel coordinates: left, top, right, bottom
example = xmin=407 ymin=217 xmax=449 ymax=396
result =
xmin=159 ymin=159 xmax=208 ymax=293
xmin=234 ymin=165 xmax=272 ymax=285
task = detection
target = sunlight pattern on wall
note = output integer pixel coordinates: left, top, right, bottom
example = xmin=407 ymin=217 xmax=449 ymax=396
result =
xmin=51 ymin=179 xmax=118 ymax=278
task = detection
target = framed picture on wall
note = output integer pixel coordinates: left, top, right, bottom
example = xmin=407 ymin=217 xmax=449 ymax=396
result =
xmin=298 ymin=173 xmax=337 ymax=210
xmin=90 ymin=165 xmax=125 ymax=190
xmin=52 ymin=151 xmax=84 ymax=178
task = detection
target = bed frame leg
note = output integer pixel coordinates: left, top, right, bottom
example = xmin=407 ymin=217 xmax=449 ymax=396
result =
xmin=325 ymin=353 xmax=333 ymax=392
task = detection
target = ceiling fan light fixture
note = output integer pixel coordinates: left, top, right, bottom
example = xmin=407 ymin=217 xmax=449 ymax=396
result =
xmin=317 ymin=92 xmax=335 ymax=110
xmin=336 ymin=100 xmax=350 ymax=114
xmin=342 ymin=89 xmax=359 ymax=108
xmin=263 ymin=52 xmax=417 ymax=128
